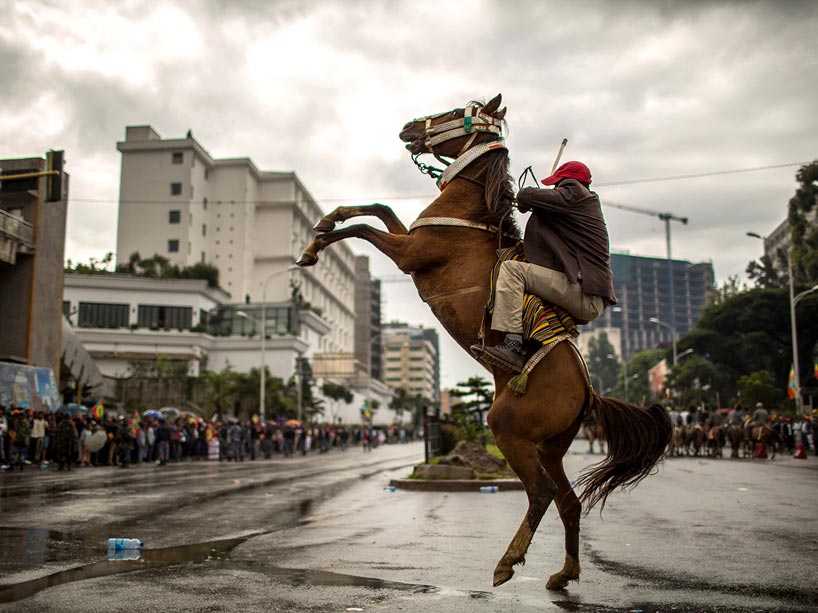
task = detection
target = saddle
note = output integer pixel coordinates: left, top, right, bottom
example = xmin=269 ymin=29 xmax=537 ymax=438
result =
xmin=470 ymin=244 xmax=581 ymax=394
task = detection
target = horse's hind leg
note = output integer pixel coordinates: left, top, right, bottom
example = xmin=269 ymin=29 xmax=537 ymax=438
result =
xmin=491 ymin=434 xmax=556 ymax=587
xmin=538 ymin=436 xmax=582 ymax=590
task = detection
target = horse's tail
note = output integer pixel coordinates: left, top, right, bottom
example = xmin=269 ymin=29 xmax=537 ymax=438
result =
xmin=576 ymin=392 xmax=672 ymax=513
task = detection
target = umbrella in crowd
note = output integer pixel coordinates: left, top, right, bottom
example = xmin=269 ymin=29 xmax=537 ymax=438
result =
xmin=87 ymin=429 xmax=108 ymax=453
xmin=284 ymin=419 xmax=301 ymax=428
xmin=143 ymin=409 xmax=163 ymax=419
xmin=57 ymin=403 xmax=88 ymax=416
xmin=159 ymin=407 xmax=182 ymax=421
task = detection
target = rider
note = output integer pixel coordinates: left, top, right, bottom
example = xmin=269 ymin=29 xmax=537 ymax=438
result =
xmin=728 ymin=403 xmax=745 ymax=428
xmin=479 ymin=161 xmax=617 ymax=371
xmin=745 ymin=401 xmax=770 ymax=440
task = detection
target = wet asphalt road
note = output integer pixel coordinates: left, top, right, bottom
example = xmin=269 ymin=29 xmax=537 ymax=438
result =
xmin=1 ymin=440 xmax=817 ymax=612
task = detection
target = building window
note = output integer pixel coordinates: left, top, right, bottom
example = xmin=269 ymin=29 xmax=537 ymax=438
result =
xmin=62 ymin=301 xmax=71 ymax=318
xmin=201 ymin=251 xmax=206 ymax=263
xmin=169 ymin=210 xmax=180 ymax=224
xmin=203 ymin=197 xmax=208 ymax=210
xmin=202 ymin=223 xmax=206 ymax=237
xmin=170 ymin=182 xmax=182 ymax=196
xmin=137 ymin=305 xmax=193 ymax=331
xmin=204 ymin=169 xmax=209 ymax=180
xmin=78 ymin=302 xmax=129 ymax=328
xmin=168 ymin=239 xmax=179 ymax=253
xmin=171 ymin=152 xmax=183 ymax=164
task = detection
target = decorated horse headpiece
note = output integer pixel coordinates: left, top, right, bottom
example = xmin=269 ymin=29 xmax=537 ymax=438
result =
xmin=407 ymin=97 xmax=507 ymax=190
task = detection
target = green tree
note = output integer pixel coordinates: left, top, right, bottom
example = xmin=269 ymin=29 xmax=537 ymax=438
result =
xmin=450 ymin=376 xmax=494 ymax=446
xmin=202 ymin=366 xmax=236 ymax=422
xmin=389 ymin=388 xmax=426 ymax=426
xmin=322 ymin=381 xmax=353 ymax=423
xmin=746 ymin=254 xmax=784 ymax=290
xmin=738 ymin=370 xmax=788 ymax=412
xmin=613 ymin=348 xmax=666 ymax=404
xmin=789 ymin=160 xmax=818 ymax=285
xmin=676 ymin=288 xmax=818 ymax=406
xmin=666 ymin=357 xmax=728 ymax=409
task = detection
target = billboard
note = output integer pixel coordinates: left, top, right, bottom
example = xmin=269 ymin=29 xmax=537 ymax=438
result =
xmin=0 ymin=361 xmax=60 ymax=412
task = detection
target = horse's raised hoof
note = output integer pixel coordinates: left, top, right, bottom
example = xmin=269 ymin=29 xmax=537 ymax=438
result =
xmin=492 ymin=565 xmax=514 ymax=587
xmin=296 ymin=253 xmax=318 ymax=267
xmin=313 ymin=218 xmax=336 ymax=233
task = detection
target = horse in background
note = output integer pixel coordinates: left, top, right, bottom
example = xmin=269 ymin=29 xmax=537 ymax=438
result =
xmin=298 ymin=94 xmax=672 ymax=591
xmin=745 ymin=425 xmax=782 ymax=459
xmin=726 ymin=425 xmax=745 ymax=458
xmin=670 ymin=425 xmax=688 ymax=457
xmin=583 ymin=423 xmax=606 ymax=454
xmin=707 ymin=426 xmax=726 ymax=458
xmin=687 ymin=424 xmax=706 ymax=456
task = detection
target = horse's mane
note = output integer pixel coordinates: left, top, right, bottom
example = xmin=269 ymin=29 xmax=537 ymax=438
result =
xmin=476 ymin=148 xmax=519 ymax=239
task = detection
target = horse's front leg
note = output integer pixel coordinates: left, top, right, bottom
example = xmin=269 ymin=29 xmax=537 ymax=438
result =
xmin=297 ymin=223 xmax=412 ymax=269
xmin=313 ymin=203 xmax=408 ymax=235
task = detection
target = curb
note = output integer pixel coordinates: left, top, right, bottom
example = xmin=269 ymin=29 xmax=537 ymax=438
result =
xmin=388 ymin=478 xmax=524 ymax=492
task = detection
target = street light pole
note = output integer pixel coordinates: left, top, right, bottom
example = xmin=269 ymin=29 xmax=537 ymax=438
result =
xmin=649 ymin=317 xmax=677 ymax=366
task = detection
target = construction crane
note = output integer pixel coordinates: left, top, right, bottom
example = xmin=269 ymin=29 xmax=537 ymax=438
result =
xmin=603 ymin=200 xmax=689 ymax=365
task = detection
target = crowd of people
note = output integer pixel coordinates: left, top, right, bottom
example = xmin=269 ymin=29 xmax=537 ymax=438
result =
xmin=0 ymin=405 xmax=414 ymax=472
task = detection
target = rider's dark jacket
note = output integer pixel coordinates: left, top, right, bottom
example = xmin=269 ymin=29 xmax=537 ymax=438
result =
xmin=517 ymin=179 xmax=617 ymax=304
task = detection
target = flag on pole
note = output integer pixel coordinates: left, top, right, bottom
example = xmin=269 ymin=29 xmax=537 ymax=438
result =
xmin=92 ymin=400 xmax=104 ymax=420
xmin=787 ymin=366 xmax=797 ymax=400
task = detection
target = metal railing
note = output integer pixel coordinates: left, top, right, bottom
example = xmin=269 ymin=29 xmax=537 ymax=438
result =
xmin=0 ymin=208 xmax=34 ymax=247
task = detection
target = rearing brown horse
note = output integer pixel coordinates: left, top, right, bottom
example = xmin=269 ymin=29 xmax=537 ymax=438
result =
xmin=298 ymin=94 xmax=671 ymax=591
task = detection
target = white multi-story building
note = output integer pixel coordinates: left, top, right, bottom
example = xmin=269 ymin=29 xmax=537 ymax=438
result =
xmin=382 ymin=323 xmax=440 ymax=402
xmin=115 ymin=125 xmax=355 ymax=355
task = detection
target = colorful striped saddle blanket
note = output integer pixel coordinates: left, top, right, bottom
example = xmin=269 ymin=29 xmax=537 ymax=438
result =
xmin=487 ymin=244 xmax=579 ymax=347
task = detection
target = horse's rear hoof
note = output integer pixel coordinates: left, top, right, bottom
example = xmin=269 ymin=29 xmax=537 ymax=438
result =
xmin=313 ymin=219 xmax=335 ymax=233
xmin=296 ymin=253 xmax=318 ymax=267
xmin=493 ymin=566 xmax=514 ymax=587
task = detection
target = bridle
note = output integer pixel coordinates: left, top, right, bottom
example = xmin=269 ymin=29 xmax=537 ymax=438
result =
xmin=408 ymin=103 xmax=507 ymax=190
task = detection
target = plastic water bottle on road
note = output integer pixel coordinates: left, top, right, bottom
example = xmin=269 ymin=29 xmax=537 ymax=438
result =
xmin=107 ymin=548 xmax=144 ymax=561
xmin=479 ymin=486 xmax=498 ymax=493
xmin=107 ymin=538 xmax=144 ymax=551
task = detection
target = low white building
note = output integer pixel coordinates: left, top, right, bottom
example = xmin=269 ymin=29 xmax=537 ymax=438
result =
xmin=62 ymin=273 xmax=400 ymax=424
xmin=62 ymin=272 xmax=321 ymax=380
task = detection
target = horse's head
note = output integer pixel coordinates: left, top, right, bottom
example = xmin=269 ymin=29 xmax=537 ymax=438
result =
xmin=399 ymin=94 xmax=507 ymax=158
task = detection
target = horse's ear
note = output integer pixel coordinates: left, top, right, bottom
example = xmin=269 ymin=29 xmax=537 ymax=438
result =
xmin=483 ymin=94 xmax=502 ymax=115
xmin=494 ymin=106 xmax=507 ymax=120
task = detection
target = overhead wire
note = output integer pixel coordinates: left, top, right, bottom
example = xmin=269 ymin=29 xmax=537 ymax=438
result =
xmin=64 ymin=161 xmax=811 ymax=207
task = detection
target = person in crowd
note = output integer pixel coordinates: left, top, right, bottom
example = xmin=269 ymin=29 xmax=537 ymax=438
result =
xmin=0 ymin=407 xmax=8 ymax=469
xmin=30 ymin=411 xmax=47 ymax=468
xmin=54 ymin=413 xmax=79 ymax=471
xmin=728 ymin=403 xmax=745 ymax=428
xmin=102 ymin=416 xmax=117 ymax=466
xmin=10 ymin=409 xmax=30 ymax=470
xmin=746 ymin=401 xmax=770 ymax=440
xmin=282 ymin=425 xmax=295 ymax=458
xmin=154 ymin=417 xmax=171 ymax=466
xmin=79 ymin=421 xmax=94 ymax=467
xmin=115 ymin=416 xmax=134 ymax=468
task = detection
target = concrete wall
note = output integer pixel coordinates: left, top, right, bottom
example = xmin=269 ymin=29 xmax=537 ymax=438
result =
xmin=0 ymin=155 xmax=66 ymax=375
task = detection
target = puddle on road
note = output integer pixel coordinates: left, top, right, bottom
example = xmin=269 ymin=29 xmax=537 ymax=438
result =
xmin=0 ymin=535 xmax=252 ymax=604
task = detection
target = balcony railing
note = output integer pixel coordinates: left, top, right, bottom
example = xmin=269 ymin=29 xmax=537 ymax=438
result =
xmin=0 ymin=208 xmax=34 ymax=247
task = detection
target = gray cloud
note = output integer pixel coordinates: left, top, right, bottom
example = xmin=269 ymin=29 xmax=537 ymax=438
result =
xmin=1 ymin=0 xmax=815 ymax=387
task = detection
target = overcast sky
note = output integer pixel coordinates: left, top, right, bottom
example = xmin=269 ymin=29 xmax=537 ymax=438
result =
xmin=2 ymin=0 xmax=816 ymax=389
